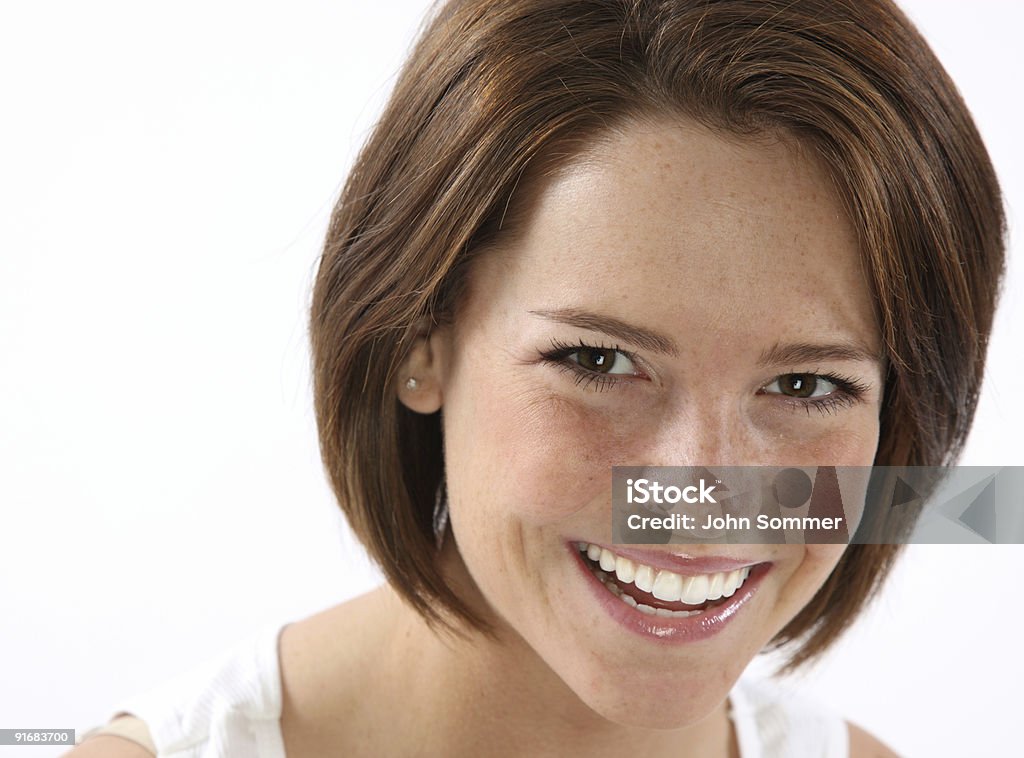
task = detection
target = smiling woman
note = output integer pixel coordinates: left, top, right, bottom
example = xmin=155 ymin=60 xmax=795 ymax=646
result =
xmin=391 ymin=119 xmax=887 ymax=733
xmin=67 ymin=0 xmax=1005 ymax=756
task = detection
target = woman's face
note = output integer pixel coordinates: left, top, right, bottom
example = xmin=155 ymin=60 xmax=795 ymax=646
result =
xmin=423 ymin=117 xmax=884 ymax=727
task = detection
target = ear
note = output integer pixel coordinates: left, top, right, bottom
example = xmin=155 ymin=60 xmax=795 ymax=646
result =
xmin=396 ymin=321 xmax=450 ymax=414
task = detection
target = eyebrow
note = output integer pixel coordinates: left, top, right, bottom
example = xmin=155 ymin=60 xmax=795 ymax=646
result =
xmin=528 ymin=308 xmax=679 ymax=355
xmin=756 ymin=341 xmax=882 ymax=367
xmin=529 ymin=307 xmax=882 ymax=366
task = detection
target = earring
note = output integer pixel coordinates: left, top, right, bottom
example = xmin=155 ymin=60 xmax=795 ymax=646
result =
xmin=433 ymin=478 xmax=449 ymax=550
xmin=405 ymin=377 xmax=419 ymax=390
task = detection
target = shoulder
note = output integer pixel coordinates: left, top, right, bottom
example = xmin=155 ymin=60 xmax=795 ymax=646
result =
xmin=61 ymin=715 xmax=154 ymax=757
xmin=70 ymin=623 xmax=288 ymax=758
xmin=847 ymin=721 xmax=900 ymax=758
xmin=61 ymin=737 xmax=152 ymax=758
xmin=279 ymin=591 xmax=394 ymax=745
xmin=279 ymin=587 xmax=398 ymax=712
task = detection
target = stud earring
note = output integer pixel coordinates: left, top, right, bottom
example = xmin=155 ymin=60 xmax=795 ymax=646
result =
xmin=405 ymin=377 xmax=419 ymax=390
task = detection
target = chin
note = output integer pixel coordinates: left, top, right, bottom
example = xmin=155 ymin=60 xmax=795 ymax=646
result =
xmin=560 ymin=662 xmax=736 ymax=731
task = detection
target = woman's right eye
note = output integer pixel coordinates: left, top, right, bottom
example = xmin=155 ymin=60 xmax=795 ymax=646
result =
xmin=568 ymin=347 xmax=637 ymax=375
xmin=537 ymin=339 xmax=646 ymax=392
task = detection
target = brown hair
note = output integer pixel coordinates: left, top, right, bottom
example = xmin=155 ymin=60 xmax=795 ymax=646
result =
xmin=309 ymin=0 xmax=1005 ymax=668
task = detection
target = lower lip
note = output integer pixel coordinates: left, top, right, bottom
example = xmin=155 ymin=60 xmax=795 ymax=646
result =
xmin=570 ymin=544 xmax=769 ymax=644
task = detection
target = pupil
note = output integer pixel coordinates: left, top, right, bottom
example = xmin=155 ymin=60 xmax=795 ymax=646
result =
xmin=785 ymin=374 xmax=816 ymax=397
xmin=580 ymin=349 xmax=614 ymax=372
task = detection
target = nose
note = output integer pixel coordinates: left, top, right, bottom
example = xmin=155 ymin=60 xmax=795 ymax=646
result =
xmin=626 ymin=404 xmax=776 ymax=538
xmin=640 ymin=402 xmax=767 ymax=468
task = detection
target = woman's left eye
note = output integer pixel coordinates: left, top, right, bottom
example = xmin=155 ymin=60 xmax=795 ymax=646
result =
xmin=759 ymin=372 xmax=869 ymax=416
xmin=568 ymin=347 xmax=637 ymax=375
xmin=762 ymin=373 xmax=836 ymax=398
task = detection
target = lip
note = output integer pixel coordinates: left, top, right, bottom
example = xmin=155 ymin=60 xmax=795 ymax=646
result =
xmin=569 ymin=542 xmax=770 ymax=644
xmin=579 ymin=542 xmax=764 ymax=576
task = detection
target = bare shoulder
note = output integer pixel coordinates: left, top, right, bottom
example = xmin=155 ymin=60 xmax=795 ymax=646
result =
xmin=280 ymin=588 xmax=400 ymax=756
xmin=60 ymin=735 xmax=154 ymax=758
xmin=847 ymin=720 xmax=900 ymax=758
xmin=280 ymin=587 xmax=394 ymax=706
xmin=59 ymin=715 xmax=155 ymax=758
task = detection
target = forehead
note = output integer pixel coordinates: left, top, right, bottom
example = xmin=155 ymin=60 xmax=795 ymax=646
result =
xmin=466 ymin=117 xmax=880 ymax=358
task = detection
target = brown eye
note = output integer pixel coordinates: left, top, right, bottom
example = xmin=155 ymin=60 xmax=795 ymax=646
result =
xmin=762 ymin=373 xmax=840 ymax=399
xmin=576 ymin=348 xmax=616 ymax=372
xmin=760 ymin=372 xmax=866 ymax=415
xmin=570 ymin=347 xmax=635 ymax=375
xmin=777 ymin=374 xmax=817 ymax=397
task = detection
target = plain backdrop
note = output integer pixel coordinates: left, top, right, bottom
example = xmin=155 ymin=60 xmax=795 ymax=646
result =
xmin=1 ymin=2 xmax=1021 ymax=756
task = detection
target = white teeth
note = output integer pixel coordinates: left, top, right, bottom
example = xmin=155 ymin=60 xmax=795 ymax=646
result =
xmin=580 ymin=542 xmax=756 ymax=613
xmin=722 ymin=569 xmax=742 ymax=597
xmin=652 ymin=570 xmax=683 ymax=602
xmin=614 ymin=556 xmax=636 ymax=584
xmin=634 ymin=564 xmax=655 ymax=593
xmin=681 ymin=574 xmax=710 ymax=605
xmin=707 ymin=571 xmax=725 ymax=601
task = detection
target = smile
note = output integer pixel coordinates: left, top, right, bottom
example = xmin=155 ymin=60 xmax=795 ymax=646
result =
xmin=577 ymin=542 xmax=753 ymax=618
xmin=572 ymin=541 xmax=768 ymax=642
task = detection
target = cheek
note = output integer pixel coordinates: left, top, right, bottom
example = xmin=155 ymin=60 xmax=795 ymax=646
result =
xmin=823 ymin=420 xmax=881 ymax=465
xmin=762 ymin=544 xmax=847 ymax=636
xmin=784 ymin=545 xmax=846 ymax=602
xmin=751 ymin=403 xmax=882 ymax=465
xmin=455 ymin=383 xmax=632 ymax=525
xmin=803 ymin=544 xmax=847 ymax=571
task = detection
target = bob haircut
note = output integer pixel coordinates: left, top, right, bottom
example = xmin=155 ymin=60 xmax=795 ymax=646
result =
xmin=310 ymin=0 xmax=1005 ymax=668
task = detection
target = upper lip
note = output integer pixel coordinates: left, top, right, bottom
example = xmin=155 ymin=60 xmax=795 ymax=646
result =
xmin=576 ymin=541 xmax=767 ymax=576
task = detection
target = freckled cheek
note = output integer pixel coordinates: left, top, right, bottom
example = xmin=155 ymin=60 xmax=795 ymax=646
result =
xmin=471 ymin=390 xmax=632 ymax=525
xmin=761 ymin=414 xmax=881 ymax=466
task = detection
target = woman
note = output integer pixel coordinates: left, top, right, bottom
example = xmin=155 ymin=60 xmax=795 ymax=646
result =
xmin=70 ymin=0 xmax=1005 ymax=755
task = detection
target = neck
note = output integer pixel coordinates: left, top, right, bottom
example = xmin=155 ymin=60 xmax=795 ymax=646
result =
xmin=338 ymin=553 xmax=739 ymax=758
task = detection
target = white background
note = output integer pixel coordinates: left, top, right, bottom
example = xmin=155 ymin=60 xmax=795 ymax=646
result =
xmin=1 ymin=2 xmax=1021 ymax=756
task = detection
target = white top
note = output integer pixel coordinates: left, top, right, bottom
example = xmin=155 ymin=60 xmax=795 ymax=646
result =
xmin=82 ymin=622 xmax=848 ymax=757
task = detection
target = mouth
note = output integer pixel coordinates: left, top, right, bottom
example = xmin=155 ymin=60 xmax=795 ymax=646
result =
xmin=572 ymin=541 xmax=769 ymax=642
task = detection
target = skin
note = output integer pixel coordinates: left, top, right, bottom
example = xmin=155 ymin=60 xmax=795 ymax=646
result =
xmin=68 ymin=117 xmax=900 ymax=758
xmin=68 ymin=115 xmax=898 ymax=758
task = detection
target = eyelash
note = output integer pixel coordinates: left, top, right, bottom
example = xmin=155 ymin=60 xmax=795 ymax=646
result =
xmin=536 ymin=338 xmax=871 ymax=415
xmin=767 ymin=375 xmax=870 ymax=417
xmin=538 ymin=338 xmax=638 ymax=393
